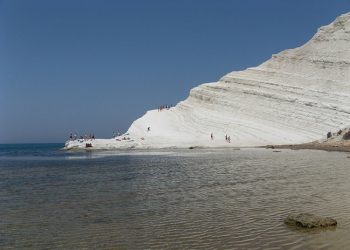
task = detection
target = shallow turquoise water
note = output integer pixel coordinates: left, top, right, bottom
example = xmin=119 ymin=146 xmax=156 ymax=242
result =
xmin=0 ymin=145 xmax=350 ymax=249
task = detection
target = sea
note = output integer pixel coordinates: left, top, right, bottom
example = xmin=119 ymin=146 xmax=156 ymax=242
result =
xmin=0 ymin=143 xmax=350 ymax=249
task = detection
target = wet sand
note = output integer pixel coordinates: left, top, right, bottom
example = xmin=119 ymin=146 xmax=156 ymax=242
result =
xmin=265 ymin=141 xmax=350 ymax=153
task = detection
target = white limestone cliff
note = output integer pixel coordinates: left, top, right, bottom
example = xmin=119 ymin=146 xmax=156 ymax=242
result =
xmin=65 ymin=12 xmax=350 ymax=150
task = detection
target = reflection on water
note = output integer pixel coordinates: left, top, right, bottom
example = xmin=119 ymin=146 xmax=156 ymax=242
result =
xmin=64 ymin=150 xmax=175 ymax=160
xmin=0 ymin=148 xmax=350 ymax=249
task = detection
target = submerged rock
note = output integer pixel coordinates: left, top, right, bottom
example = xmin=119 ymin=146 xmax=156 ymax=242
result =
xmin=284 ymin=213 xmax=337 ymax=228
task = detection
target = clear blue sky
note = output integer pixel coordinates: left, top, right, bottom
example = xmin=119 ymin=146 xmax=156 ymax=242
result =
xmin=0 ymin=0 xmax=349 ymax=143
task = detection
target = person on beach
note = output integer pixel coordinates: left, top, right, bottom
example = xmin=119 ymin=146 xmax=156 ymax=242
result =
xmin=225 ymin=134 xmax=228 ymax=142
xmin=228 ymin=136 xmax=231 ymax=143
xmin=147 ymin=127 xmax=151 ymax=132
xmin=211 ymin=133 xmax=213 ymax=140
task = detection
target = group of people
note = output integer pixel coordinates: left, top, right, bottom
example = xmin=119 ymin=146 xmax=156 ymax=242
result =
xmin=112 ymin=131 xmax=121 ymax=138
xmin=210 ymin=133 xmax=231 ymax=143
xmin=158 ymin=104 xmax=172 ymax=111
xmin=69 ymin=133 xmax=95 ymax=141
xmin=116 ymin=136 xmax=131 ymax=141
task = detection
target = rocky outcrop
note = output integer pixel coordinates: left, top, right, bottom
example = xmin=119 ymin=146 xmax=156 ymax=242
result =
xmin=322 ymin=127 xmax=350 ymax=142
xmin=284 ymin=213 xmax=337 ymax=228
xmin=65 ymin=12 xmax=350 ymax=150
xmin=125 ymin=12 xmax=350 ymax=148
xmin=343 ymin=131 xmax=350 ymax=140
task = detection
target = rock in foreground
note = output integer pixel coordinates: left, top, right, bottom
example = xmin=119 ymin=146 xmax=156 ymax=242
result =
xmin=284 ymin=213 xmax=337 ymax=228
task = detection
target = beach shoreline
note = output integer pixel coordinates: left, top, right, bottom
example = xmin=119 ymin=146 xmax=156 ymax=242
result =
xmin=64 ymin=138 xmax=350 ymax=153
xmin=264 ymin=141 xmax=350 ymax=153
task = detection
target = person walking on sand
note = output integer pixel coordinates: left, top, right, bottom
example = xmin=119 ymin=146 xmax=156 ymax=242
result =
xmin=147 ymin=126 xmax=151 ymax=132
xmin=211 ymin=133 xmax=213 ymax=140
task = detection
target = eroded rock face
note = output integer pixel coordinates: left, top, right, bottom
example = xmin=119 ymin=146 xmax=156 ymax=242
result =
xmin=284 ymin=213 xmax=337 ymax=228
xmin=125 ymin=12 xmax=350 ymax=148
xmin=64 ymin=12 xmax=350 ymax=150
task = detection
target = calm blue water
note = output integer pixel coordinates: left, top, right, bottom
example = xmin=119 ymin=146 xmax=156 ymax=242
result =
xmin=1 ymin=144 xmax=350 ymax=249
xmin=0 ymin=143 xmax=79 ymax=159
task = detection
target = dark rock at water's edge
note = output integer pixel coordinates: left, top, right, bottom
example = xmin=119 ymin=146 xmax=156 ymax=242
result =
xmin=327 ymin=131 xmax=332 ymax=139
xmin=285 ymin=213 xmax=337 ymax=228
xmin=343 ymin=131 xmax=350 ymax=140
